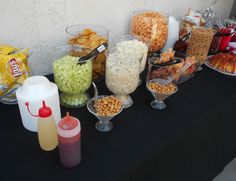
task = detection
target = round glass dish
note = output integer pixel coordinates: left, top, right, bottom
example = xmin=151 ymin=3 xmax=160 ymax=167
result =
xmin=146 ymin=79 xmax=178 ymax=110
xmin=87 ymin=95 xmax=123 ymax=132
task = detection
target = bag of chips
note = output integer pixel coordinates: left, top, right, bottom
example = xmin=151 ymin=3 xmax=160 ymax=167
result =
xmin=0 ymin=45 xmax=18 ymax=55
xmin=0 ymin=46 xmax=30 ymax=104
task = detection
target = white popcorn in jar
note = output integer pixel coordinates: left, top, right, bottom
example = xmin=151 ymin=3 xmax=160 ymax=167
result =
xmin=105 ymin=39 xmax=148 ymax=108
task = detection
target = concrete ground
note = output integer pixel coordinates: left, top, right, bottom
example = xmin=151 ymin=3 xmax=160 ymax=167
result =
xmin=213 ymin=158 xmax=236 ymax=181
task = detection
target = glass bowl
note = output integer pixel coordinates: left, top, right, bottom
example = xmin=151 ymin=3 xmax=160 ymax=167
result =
xmin=174 ymin=51 xmax=200 ymax=83
xmin=147 ymin=52 xmax=199 ymax=84
xmin=87 ymin=95 xmax=123 ymax=132
xmin=0 ymin=86 xmax=21 ymax=105
xmin=146 ymin=79 xmax=178 ymax=110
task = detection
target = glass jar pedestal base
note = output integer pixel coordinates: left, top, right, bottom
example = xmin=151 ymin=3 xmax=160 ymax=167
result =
xmin=95 ymin=121 xmax=113 ymax=132
xmin=60 ymin=92 xmax=89 ymax=108
xmin=151 ymin=100 xmax=166 ymax=110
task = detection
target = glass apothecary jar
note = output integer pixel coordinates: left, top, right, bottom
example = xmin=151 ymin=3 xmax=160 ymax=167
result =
xmin=66 ymin=24 xmax=109 ymax=81
xmin=105 ymin=35 xmax=148 ymax=108
xmin=48 ymin=45 xmax=92 ymax=108
xmin=131 ymin=10 xmax=169 ymax=52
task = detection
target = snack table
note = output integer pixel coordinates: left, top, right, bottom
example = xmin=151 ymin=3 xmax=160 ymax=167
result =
xmin=1 ymin=68 xmax=236 ymax=181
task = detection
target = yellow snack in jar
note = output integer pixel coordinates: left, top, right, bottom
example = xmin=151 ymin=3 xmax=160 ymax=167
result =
xmin=68 ymin=28 xmax=108 ymax=79
xmin=83 ymin=29 xmax=94 ymax=36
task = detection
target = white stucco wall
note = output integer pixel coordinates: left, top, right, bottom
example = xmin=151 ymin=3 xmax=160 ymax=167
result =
xmin=0 ymin=0 xmax=234 ymax=75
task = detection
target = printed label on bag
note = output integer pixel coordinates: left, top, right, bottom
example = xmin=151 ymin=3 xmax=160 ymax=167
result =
xmin=8 ymin=58 xmax=22 ymax=77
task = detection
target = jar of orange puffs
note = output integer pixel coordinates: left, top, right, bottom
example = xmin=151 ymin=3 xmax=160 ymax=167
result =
xmin=131 ymin=10 xmax=169 ymax=52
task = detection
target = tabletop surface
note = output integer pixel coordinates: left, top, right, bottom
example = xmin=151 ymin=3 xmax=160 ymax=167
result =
xmin=1 ymin=67 xmax=236 ymax=181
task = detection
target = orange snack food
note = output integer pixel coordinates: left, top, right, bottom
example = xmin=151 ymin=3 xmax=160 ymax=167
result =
xmin=131 ymin=11 xmax=168 ymax=52
xmin=95 ymin=96 xmax=122 ymax=116
xmin=157 ymin=48 xmax=175 ymax=63
xmin=68 ymin=28 xmax=108 ymax=79
xmin=186 ymin=27 xmax=215 ymax=64
xmin=148 ymin=82 xmax=176 ymax=94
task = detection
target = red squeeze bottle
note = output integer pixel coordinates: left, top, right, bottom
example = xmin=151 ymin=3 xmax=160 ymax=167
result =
xmin=57 ymin=112 xmax=81 ymax=168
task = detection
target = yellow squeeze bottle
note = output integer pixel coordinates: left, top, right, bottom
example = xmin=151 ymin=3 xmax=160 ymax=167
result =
xmin=26 ymin=101 xmax=58 ymax=151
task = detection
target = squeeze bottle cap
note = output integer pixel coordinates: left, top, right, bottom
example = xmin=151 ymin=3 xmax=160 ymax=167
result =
xmin=38 ymin=101 xmax=52 ymax=118
xmin=57 ymin=112 xmax=81 ymax=138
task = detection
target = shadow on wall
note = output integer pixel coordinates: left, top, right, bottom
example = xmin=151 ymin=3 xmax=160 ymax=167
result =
xmin=230 ymin=0 xmax=236 ymax=18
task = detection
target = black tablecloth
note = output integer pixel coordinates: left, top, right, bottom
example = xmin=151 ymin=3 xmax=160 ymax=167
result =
xmin=1 ymin=67 xmax=236 ymax=181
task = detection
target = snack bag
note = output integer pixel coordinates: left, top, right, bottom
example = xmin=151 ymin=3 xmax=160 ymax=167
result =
xmin=0 ymin=48 xmax=30 ymax=97
xmin=0 ymin=45 xmax=18 ymax=55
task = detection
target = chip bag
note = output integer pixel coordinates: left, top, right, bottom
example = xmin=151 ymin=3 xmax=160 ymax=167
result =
xmin=0 ymin=48 xmax=30 ymax=103
xmin=0 ymin=45 xmax=18 ymax=55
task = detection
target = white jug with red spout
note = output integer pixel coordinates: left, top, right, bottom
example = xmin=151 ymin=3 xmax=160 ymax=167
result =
xmin=16 ymin=76 xmax=61 ymax=132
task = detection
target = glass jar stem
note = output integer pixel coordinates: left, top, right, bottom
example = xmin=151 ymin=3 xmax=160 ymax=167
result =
xmin=95 ymin=120 xmax=113 ymax=132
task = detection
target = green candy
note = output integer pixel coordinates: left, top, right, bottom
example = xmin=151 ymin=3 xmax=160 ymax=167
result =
xmin=53 ymin=55 xmax=92 ymax=107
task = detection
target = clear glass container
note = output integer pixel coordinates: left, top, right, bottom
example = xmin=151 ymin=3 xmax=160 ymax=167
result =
xmin=147 ymin=54 xmax=183 ymax=84
xmin=87 ymin=95 xmax=123 ymax=132
xmin=48 ymin=45 xmax=92 ymax=108
xmin=131 ymin=10 xmax=169 ymax=52
xmin=147 ymin=53 xmax=199 ymax=84
xmin=146 ymin=79 xmax=178 ymax=110
xmin=186 ymin=27 xmax=215 ymax=66
xmin=65 ymin=24 xmax=109 ymax=81
xmin=174 ymin=52 xmax=200 ymax=83
xmin=106 ymin=35 xmax=147 ymax=108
